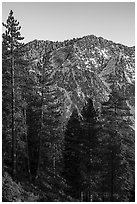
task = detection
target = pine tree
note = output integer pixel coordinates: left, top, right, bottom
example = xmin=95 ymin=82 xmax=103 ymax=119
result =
xmin=80 ymin=98 xmax=100 ymax=201
xmin=63 ymin=108 xmax=83 ymax=200
xmin=63 ymin=98 xmax=99 ymax=201
xmin=25 ymin=50 xmax=71 ymax=200
xmin=99 ymin=90 xmax=135 ymax=201
xmin=35 ymin=51 xmax=53 ymax=180
xmin=25 ymin=48 xmax=65 ymax=185
xmin=2 ymin=10 xmax=25 ymax=180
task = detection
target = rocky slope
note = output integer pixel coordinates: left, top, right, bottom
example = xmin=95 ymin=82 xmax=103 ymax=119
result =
xmin=21 ymin=35 xmax=135 ymax=126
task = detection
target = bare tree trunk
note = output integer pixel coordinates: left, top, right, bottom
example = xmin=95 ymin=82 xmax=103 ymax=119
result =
xmin=110 ymin=106 xmax=117 ymax=202
xmin=36 ymin=120 xmax=42 ymax=180
xmin=36 ymin=58 xmax=45 ymax=179
xmin=24 ymin=108 xmax=31 ymax=180
xmin=53 ymin=144 xmax=56 ymax=178
xmin=11 ymin=45 xmax=16 ymax=180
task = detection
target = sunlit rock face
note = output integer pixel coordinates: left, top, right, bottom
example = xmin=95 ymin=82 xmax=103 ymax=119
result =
xmin=22 ymin=35 xmax=135 ymax=126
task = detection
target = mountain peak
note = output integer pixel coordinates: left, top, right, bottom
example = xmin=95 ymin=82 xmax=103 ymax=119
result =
xmin=22 ymin=34 xmax=135 ymax=121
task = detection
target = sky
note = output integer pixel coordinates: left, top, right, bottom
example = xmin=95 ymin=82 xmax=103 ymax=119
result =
xmin=2 ymin=2 xmax=135 ymax=47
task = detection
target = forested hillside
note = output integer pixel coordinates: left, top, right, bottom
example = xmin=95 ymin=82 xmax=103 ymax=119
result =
xmin=2 ymin=10 xmax=135 ymax=202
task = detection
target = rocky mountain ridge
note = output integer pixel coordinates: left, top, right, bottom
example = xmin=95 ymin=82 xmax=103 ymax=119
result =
xmin=21 ymin=35 xmax=135 ymax=124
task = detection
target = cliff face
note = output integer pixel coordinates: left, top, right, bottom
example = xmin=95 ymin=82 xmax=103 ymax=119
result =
xmin=22 ymin=35 xmax=135 ymax=125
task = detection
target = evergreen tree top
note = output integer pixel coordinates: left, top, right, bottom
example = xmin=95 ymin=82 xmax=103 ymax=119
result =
xmin=2 ymin=10 xmax=24 ymax=47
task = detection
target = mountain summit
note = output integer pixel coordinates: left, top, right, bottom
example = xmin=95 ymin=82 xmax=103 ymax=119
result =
xmin=21 ymin=35 xmax=135 ymax=123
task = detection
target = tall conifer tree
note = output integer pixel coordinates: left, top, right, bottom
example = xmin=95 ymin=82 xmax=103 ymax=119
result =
xmin=81 ymin=98 xmax=99 ymax=201
xmin=2 ymin=10 xmax=24 ymax=180
xmin=100 ymin=90 xmax=134 ymax=201
xmin=63 ymin=109 xmax=83 ymax=200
